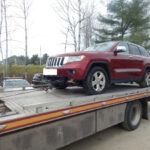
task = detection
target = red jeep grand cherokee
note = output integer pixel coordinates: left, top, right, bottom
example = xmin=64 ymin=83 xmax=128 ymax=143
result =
xmin=43 ymin=41 xmax=150 ymax=95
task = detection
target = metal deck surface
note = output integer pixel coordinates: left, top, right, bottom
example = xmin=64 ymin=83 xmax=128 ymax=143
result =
xmin=0 ymin=84 xmax=149 ymax=123
xmin=0 ymin=84 xmax=140 ymax=107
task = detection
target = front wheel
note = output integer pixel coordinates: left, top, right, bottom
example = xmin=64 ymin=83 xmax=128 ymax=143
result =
xmin=83 ymin=67 xmax=108 ymax=95
xmin=139 ymin=70 xmax=150 ymax=88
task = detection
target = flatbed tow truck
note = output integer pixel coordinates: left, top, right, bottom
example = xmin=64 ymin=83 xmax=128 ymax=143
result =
xmin=0 ymin=84 xmax=150 ymax=150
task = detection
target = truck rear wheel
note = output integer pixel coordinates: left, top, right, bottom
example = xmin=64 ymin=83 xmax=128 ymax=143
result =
xmin=84 ymin=67 xmax=108 ymax=95
xmin=122 ymin=101 xmax=142 ymax=131
xmin=139 ymin=70 xmax=150 ymax=88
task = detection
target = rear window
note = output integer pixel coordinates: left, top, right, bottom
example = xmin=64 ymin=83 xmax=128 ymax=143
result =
xmin=139 ymin=47 xmax=149 ymax=57
xmin=129 ymin=44 xmax=141 ymax=56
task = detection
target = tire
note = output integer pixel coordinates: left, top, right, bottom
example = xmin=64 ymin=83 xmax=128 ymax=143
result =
xmin=111 ymin=83 xmax=115 ymax=86
xmin=122 ymin=101 xmax=142 ymax=131
xmin=54 ymin=84 xmax=67 ymax=89
xmin=83 ymin=67 xmax=109 ymax=95
xmin=139 ymin=70 xmax=150 ymax=88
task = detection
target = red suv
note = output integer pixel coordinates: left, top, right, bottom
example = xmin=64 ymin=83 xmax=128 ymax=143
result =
xmin=43 ymin=41 xmax=150 ymax=95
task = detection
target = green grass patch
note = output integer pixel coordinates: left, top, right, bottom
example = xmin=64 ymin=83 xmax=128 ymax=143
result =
xmin=0 ymin=65 xmax=44 ymax=83
xmin=0 ymin=65 xmax=2 ymax=74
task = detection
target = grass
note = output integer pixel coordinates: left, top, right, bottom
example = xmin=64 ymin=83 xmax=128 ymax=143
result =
xmin=0 ymin=65 xmax=44 ymax=83
xmin=0 ymin=65 xmax=2 ymax=74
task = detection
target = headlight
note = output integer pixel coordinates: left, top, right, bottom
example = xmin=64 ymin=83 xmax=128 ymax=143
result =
xmin=64 ymin=55 xmax=85 ymax=64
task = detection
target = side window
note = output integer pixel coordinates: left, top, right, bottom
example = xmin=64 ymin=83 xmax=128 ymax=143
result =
xmin=117 ymin=42 xmax=129 ymax=54
xmin=129 ymin=44 xmax=141 ymax=56
xmin=139 ymin=47 xmax=149 ymax=57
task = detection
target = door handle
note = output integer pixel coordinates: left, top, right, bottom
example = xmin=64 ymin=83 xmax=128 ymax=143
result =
xmin=129 ymin=55 xmax=133 ymax=58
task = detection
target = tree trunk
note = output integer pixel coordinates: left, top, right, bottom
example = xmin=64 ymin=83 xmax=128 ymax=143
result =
xmin=3 ymin=0 xmax=8 ymax=77
xmin=0 ymin=45 xmax=5 ymax=79
xmin=73 ymin=33 xmax=77 ymax=52
xmin=40 ymin=46 xmax=42 ymax=66
xmin=24 ymin=18 xmax=28 ymax=80
xmin=0 ymin=0 xmax=5 ymax=78
xmin=78 ymin=0 xmax=81 ymax=51
xmin=64 ymin=28 xmax=69 ymax=53
xmin=24 ymin=1 xmax=28 ymax=80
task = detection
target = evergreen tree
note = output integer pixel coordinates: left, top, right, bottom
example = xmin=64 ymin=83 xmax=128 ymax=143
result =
xmin=30 ymin=55 xmax=40 ymax=65
xmin=42 ymin=53 xmax=48 ymax=65
xmin=95 ymin=0 xmax=150 ymax=47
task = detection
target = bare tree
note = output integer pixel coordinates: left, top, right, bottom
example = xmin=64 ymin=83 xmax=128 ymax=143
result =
xmin=40 ymin=46 xmax=41 ymax=66
xmin=82 ymin=8 xmax=95 ymax=48
xmin=0 ymin=0 xmax=5 ymax=78
xmin=78 ymin=0 xmax=81 ymax=51
xmin=15 ymin=0 xmax=32 ymax=79
xmin=3 ymin=0 xmax=9 ymax=77
xmin=62 ymin=27 xmax=69 ymax=52
xmin=55 ymin=0 xmax=95 ymax=52
xmin=0 ymin=0 xmax=15 ymax=78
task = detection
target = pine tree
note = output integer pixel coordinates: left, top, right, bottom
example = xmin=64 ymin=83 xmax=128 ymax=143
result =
xmin=126 ymin=0 xmax=150 ymax=48
xmin=95 ymin=0 xmax=150 ymax=47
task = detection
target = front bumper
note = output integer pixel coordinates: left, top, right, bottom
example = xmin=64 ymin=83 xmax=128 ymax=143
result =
xmin=43 ymin=61 xmax=88 ymax=80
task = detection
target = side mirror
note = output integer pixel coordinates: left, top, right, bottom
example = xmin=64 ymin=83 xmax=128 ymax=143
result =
xmin=114 ymin=46 xmax=126 ymax=54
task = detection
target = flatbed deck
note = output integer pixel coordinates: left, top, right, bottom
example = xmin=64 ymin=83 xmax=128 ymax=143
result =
xmin=1 ymin=84 xmax=150 ymax=150
xmin=0 ymin=84 xmax=150 ymax=134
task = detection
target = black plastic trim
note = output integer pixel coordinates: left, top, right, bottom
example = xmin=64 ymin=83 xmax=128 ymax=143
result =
xmin=84 ymin=61 xmax=111 ymax=82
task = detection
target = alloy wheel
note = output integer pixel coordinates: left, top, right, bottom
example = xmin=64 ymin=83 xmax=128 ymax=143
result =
xmin=145 ymin=72 xmax=150 ymax=86
xmin=92 ymin=71 xmax=106 ymax=92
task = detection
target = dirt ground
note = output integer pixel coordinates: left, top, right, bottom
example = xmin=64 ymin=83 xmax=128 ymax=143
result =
xmin=60 ymin=104 xmax=150 ymax=150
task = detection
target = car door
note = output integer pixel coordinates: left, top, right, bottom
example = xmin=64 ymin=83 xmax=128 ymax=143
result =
xmin=111 ymin=42 xmax=133 ymax=80
xmin=127 ymin=44 xmax=143 ymax=79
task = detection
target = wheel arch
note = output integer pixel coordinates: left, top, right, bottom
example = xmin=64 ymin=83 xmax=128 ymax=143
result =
xmin=125 ymin=99 xmax=148 ymax=120
xmin=145 ymin=66 xmax=150 ymax=71
xmin=141 ymin=99 xmax=149 ymax=120
xmin=122 ymin=100 xmax=143 ymax=130
xmin=141 ymin=66 xmax=150 ymax=81
xmin=84 ymin=61 xmax=111 ymax=83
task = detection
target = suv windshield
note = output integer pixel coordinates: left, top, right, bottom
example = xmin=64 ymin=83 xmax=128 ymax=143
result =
xmin=84 ymin=41 xmax=117 ymax=52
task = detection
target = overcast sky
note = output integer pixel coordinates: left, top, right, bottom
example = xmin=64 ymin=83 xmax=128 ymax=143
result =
xmin=1 ymin=0 xmax=107 ymax=60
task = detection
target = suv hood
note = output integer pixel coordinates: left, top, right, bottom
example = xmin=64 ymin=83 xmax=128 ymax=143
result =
xmin=56 ymin=51 xmax=110 ymax=57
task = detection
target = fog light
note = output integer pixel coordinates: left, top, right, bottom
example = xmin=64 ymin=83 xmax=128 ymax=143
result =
xmin=68 ymin=70 xmax=75 ymax=75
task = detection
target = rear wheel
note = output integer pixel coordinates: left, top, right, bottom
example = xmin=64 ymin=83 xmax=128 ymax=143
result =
xmin=139 ymin=70 xmax=150 ymax=88
xmin=122 ymin=101 xmax=142 ymax=131
xmin=83 ymin=67 xmax=108 ymax=95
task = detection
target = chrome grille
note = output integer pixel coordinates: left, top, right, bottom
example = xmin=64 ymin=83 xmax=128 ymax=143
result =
xmin=46 ymin=57 xmax=64 ymax=67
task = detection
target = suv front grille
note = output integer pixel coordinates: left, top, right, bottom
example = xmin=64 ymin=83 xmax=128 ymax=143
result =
xmin=46 ymin=57 xmax=65 ymax=67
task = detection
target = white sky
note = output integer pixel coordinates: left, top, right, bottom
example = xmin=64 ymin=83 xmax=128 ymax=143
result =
xmin=1 ymin=0 xmax=108 ymax=60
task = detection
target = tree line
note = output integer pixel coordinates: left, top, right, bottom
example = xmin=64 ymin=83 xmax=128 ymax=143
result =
xmin=0 ymin=53 xmax=49 ymax=66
